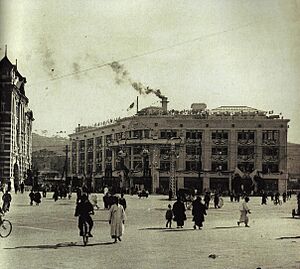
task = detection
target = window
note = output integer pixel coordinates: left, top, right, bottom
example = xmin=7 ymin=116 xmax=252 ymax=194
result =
xmin=237 ymin=146 xmax=254 ymax=156
xmin=160 ymin=161 xmax=170 ymax=171
xmin=0 ymin=133 xmax=4 ymax=151
xmin=212 ymin=162 xmax=228 ymax=171
xmin=262 ymin=130 xmax=279 ymax=142
xmin=87 ymin=139 xmax=93 ymax=152
xmin=262 ymin=163 xmax=279 ymax=173
xmin=133 ymin=130 xmax=143 ymax=138
xmin=0 ymin=102 xmax=5 ymax=112
xmin=212 ymin=147 xmax=228 ymax=155
xmin=186 ymin=130 xmax=202 ymax=140
xmin=79 ymin=140 xmax=85 ymax=152
xmin=186 ymin=161 xmax=201 ymax=171
xmin=212 ymin=131 xmax=228 ymax=140
xmin=237 ymin=131 xmax=255 ymax=140
xmin=144 ymin=130 xmax=150 ymax=138
xmin=186 ymin=145 xmax=201 ymax=155
xmin=160 ymin=130 xmax=177 ymax=139
xmin=96 ymin=137 xmax=102 ymax=147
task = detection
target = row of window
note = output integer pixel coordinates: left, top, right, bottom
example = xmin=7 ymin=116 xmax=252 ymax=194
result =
xmin=73 ymin=130 xmax=281 ymax=149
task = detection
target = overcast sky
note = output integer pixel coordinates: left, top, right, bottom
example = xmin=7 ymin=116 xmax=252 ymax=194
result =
xmin=0 ymin=0 xmax=299 ymax=142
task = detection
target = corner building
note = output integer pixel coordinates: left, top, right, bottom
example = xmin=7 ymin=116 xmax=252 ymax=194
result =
xmin=0 ymin=54 xmax=34 ymax=189
xmin=69 ymin=99 xmax=289 ymax=195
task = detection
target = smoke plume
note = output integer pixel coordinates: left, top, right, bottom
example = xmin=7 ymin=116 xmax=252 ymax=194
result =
xmin=109 ymin=61 xmax=165 ymax=99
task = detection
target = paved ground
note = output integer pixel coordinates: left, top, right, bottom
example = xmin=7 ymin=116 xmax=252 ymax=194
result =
xmin=0 ymin=192 xmax=299 ymax=269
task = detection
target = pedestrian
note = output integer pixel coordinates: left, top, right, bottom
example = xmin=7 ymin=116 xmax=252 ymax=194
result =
xmin=34 ymin=190 xmax=42 ymax=205
xmin=237 ymin=197 xmax=251 ymax=227
xmin=29 ymin=189 xmax=35 ymax=205
xmin=168 ymin=189 xmax=173 ymax=201
xmin=270 ymin=191 xmax=274 ymax=201
xmin=204 ymin=192 xmax=211 ymax=209
xmin=230 ymin=192 xmax=234 ymax=202
xmin=20 ymin=182 xmax=25 ymax=194
xmin=274 ymin=192 xmax=280 ymax=205
xmin=2 ymin=190 xmax=12 ymax=212
xmin=109 ymin=196 xmax=126 ymax=243
xmin=192 ymin=196 xmax=207 ymax=230
xmin=165 ymin=204 xmax=173 ymax=228
xmin=214 ymin=192 xmax=220 ymax=208
xmin=74 ymin=194 xmax=94 ymax=237
xmin=261 ymin=191 xmax=268 ymax=205
xmin=53 ymin=187 xmax=59 ymax=202
xmin=14 ymin=183 xmax=19 ymax=194
xmin=119 ymin=193 xmax=127 ymax=211
xmin=282 ymin=192 xmax=287 ymax=203
xmin=90 ymin=194 xmax=100 ymax=210
xmin=42 ymin=185 xmax=47 ymax=198
xmin=172 ymin=196 xmax=186 ymax=228
xmin=76 ymin=186 xmax=82 ymax=204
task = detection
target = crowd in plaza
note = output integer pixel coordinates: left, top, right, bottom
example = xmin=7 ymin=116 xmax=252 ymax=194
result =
xmin=1 ymin=182 xmax=300 ymax=243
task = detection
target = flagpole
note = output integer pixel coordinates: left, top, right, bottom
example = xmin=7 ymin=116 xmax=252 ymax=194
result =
xmin=136 ymin=96 xmax=139 ymax=114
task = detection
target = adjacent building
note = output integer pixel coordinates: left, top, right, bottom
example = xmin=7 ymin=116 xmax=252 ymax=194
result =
xmin=69 ymin=97 xmax=289 ymax=195
xmin=0 ymin=52 xmax=34 ymax=190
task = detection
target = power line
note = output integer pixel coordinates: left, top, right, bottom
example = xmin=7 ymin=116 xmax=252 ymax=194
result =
xmin=27 ymin=17 xmax=272 ymax=87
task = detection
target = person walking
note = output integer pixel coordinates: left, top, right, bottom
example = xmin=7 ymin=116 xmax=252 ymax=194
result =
xmin=204 ymin=192 xmax=211 ymax=209
xmin=2 ymin=190 xmax=12 ymax=212
xmin=261 ymin=191 xmax=268 ymax=205
xmin=165 ymin=204 xmax=173 ymax=228
xmin=29 ymin=189 xmax=35 ymax=205
xmin=214 ymin=192 xmax=220 ymax=208
xmin=237 ymin=197 xmax=251 ymax=227
xmin=34 ymin=190 xmax=42 ymax=205
xmin=119 ymin=193 xmax=127 ymax=211
xmin=172 ymin=197 xmax=186 ymax=228
xmin=192 ymin=196 xmax=207 ymax=230
xmin=109 ymin=196 xmax=126 ymax=243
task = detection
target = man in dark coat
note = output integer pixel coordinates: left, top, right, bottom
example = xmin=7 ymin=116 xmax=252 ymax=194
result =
xmin=192 ymin=196 xmax=207 ymax=229
xmin=172 ymin=197 xmax=186 ymax=228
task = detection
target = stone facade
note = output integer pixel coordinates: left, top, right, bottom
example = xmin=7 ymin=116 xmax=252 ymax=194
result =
xmin=0 ymin=54 xmax=34 ymax=190
xmin=69 ymin=102 xmax=289 ymax=194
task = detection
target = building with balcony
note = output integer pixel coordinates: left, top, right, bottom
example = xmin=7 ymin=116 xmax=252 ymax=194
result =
xmin=0 ymin=52 xmax=34 ymax=190
xmin=69 ymin=98 xmax=289 ymax=195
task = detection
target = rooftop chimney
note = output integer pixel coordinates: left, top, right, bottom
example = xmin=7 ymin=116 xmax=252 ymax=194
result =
xmin=161 ymin=96 xmax=169 ymax=112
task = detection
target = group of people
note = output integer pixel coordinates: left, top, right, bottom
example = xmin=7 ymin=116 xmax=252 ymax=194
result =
xmin=29 ymin=189 xmax=42 ymax=206
xmin=165 ymin=193 xmax=253 ymax=229
xmin=75 ymin=190 xmax=126 ymax=243
xmin=261 ymin=191 xmax=292 ymax=205
xmin=165 ymin=196 xmax=207 ymax=229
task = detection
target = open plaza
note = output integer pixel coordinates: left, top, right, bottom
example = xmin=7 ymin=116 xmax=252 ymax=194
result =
xmin=0 ymin=192 xmax=299 ymax=269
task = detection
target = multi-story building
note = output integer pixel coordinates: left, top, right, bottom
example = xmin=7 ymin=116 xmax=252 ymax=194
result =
xmin=69 ymin=97 xmax=289 ymax=194
xmin=0 ymin=52 xmax=34 ymax=190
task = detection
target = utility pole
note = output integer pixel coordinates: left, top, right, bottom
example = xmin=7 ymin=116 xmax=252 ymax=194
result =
xmin=198 ymin=139 xmax=201 ymax=180
xmin=169 ymin=142 xmax=176 ymax=198
xmin=65 ymin=145 xmax=69 ymax=187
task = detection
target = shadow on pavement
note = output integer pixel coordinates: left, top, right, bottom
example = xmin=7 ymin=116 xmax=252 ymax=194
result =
xmin=138 ymin=227 xmax=195 ymax=232
xmin=4 ymin=241 xmax=115 ymax=250
xmin=276 ymin=235 xmax=300 ymax=240
xmin=214 ymin=226 xmax=243 ymax=229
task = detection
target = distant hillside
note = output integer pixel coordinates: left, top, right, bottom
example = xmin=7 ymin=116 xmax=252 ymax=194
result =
xmin=287 ymin=142 xmax=300 ymax=176
xmin=32 ymin=133 xmax=69 ymax=154
xmin=31 ymin=134 xmax=300 ymax=176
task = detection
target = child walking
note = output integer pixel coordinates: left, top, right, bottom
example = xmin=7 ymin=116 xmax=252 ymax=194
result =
xmin=165 ymin=204 xmax=173 ymax=228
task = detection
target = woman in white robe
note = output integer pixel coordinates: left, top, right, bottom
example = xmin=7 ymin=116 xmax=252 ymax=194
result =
xmin=237 ymin=196 xmax=251 ymax=227
xmin=109 ymin=196 xmax=126 ymax=243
